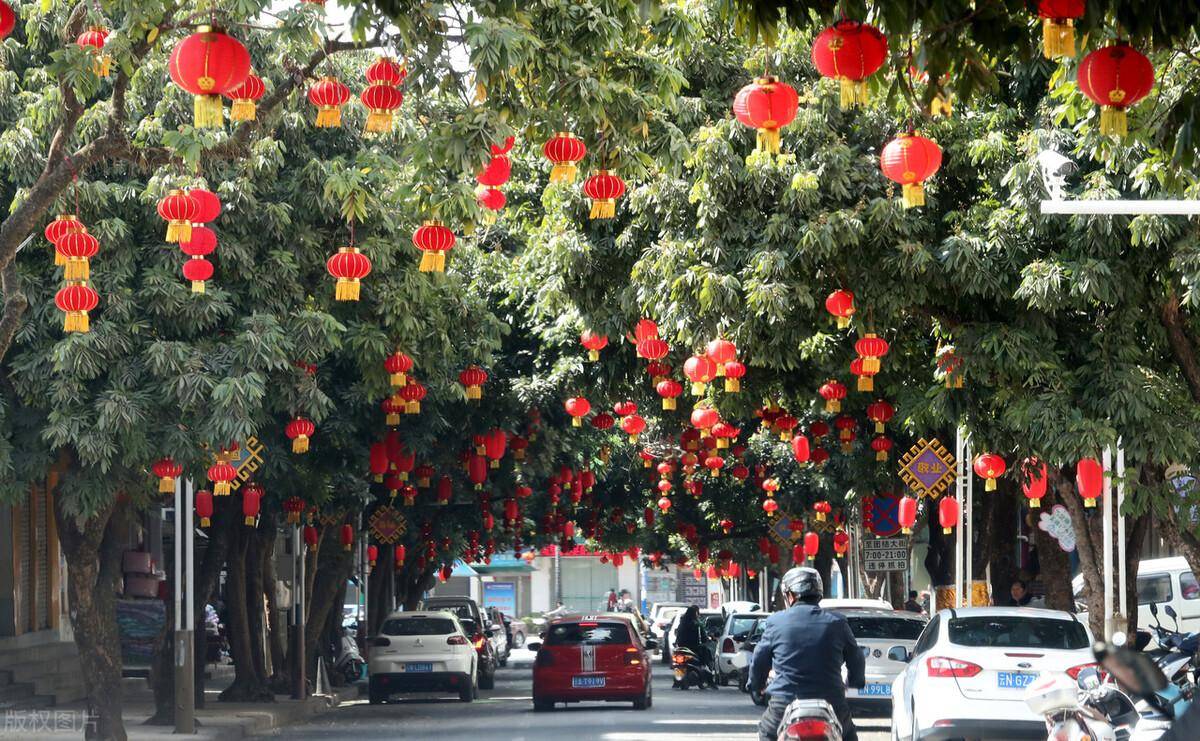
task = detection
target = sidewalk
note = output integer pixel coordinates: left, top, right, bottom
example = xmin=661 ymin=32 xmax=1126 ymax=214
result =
xmin=1 ymin=665 xmax=360 ymax=740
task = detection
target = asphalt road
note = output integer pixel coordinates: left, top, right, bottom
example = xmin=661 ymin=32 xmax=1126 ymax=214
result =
xmin=264 ymin=650 xmax=892 ymax=741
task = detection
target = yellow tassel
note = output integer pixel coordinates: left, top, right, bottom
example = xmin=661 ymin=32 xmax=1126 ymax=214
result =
xmin=837 ymin=316 xmax=850 ymax=329
xmin=985 ymin=479 xmax=997 ymax=492
xmin=398 ymin=472 xmax=408 ymax=481
xmin=756 ymin=127 xmax=781 ymax=154
xmin=826 ymin=400 xmax=840 ymax=413
xmin=1029 ymin=499 xmax=1040 ymax=508
xmin=193 ymin=95 xmax=224 ymax=129
xmin=901 ymin=183 xmax=925 ymax=208
xmin=406 ymin=401 xmax=421 ymax=414
xmin=159 ymin=477 xmax=173 ymax=493
xmin=716 ymin=439 xmax=728 ymax=449
xmin=245 ymin=515 xmax=256 ymax=526
xmin=1084 ymin=498 xmax=1096 ymax=508
xmin=201 ymin=516 xmax=211 ymax=527
xmin=191 ymin=280 xmax=206 ymax=294
xmin=876 ymin=451 xmax=887 ymax=462
xmin=386 ymin=412 xmax=399 ymax=426
xmin=875 ymin=422 xmax=885 ymax=434
xmin=841 ymin=442 xmax=852 ymax=453
xmin=404 ymin=495 xmax=415 ymax=506
xmin=315 ymin=106 xmax=342 ymax=128
xmin=550 ymin=164 xmax=577 ymax=183
xmin=165 ymin=220 xmax=193 ymax=244
xmin=63 ymin=311 xmax=90 ymax=333
xmin=839 ymin=79 xmax=868 ymax=108
xmin=599 ymin=447 xmax=610 ymax=464
xmin=955 ymin=375 xmax=964 ymax=389
xmin=94 ymin=55 xmax=111 ymax=78
xmin=215 ymin=481 xmax=230 ymax=496
xmin=375 ymin=473 xmax=384 ymax=483
xmin=390 ymin=372 xmax=407 ymax=387
xmin=1042 ymin=19 xmax=1075 ymax=59
xmin=490 ymin=460 xmax=500 ymax=469
xmin=1100 ymin=107 xmax=1128 ymax=138
xmin=572 ymin=417 xmax=582 ymax=427
xmin=863 ymin=357 xmax=880 ymax=374
xmin=588 ymin=349 xmax=600 ymax=362
xmin=63 ymin=258 xmax=89 ymax=281
xmin=943 ymin=526 xmax=952 ymax=535
xmin=589 ymin=199 xmax=616 ymax=220
xmin=436 ymin=252 xmax=446 ymax=272
xmin=857 ymin=377 xmax=873 ymax=392
xmin=365 ymin=110 xmax=394 ymax=134
xmin=418 ymin=251 xmax=437 ymax=272
xmin=691 ymin=381 xmax=706 ymax=395
xmin=931 ymin=94 xmax=953 ymax=118
xmin=292 ymin=436 xmax=309 ymax=454
xmin=778 ymin=430 xmax=789 ymax=442
xmin=230 ymin=100 xmax=256 ymax=122
xmin=515 ymin=450 xmax=525 ymax=461
xmin=54 ymin=249 xmax=66 ymax=266
xmin=629 ymin=434 xmax=639 ymax=444
xmin=662 ymin=398 xmax=675 ymax=411
xmin=335 ymin=278 xmax=360 ymax=301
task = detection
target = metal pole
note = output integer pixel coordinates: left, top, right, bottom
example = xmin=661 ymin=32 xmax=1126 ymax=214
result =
xmin=554 ymin=548 xmax=562 ymax=608
xmin=293 ymin=525 xmax=307 ymax=699
xmin=954 ymin=428 xmax=964 ymax=607
xmin=965 ymin=437 xmax=974 ymax=607
xmin=174 ymin=478 xmax=195 ymax=734
xmin=1116 ymin=444 xmax=1128 ymax=626
xmin=1102 ymin=447 xmax=1114 ymax=639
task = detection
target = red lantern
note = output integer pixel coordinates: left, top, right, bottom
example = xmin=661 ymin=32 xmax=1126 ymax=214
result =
xmin=307 ymin=76 xmax=351 ymax=128
xmin=621 ymin=414 xmax=647 ymax=443
xmin=657 ymin=496 xmax=672 ymax=512
xmin=763 ymin=497 xmax=779 ymax=515
xmin=207 ymin=458 xmax=237 ymax=496
xmin=684 ymin=354 xmax=718 ymax=395
xmin=590 ymin=412 xmax=615 ymax=430
xmin=1022 ymin=458 xmax=1049 ymax=508
xmin=168 ymin=27 xmax=251 ymax=127
xmin=304 ymin=525 xmax=318 ymax=548
xmin=55 ymin=231 xmax=100 ymax=281
xmin=157 ymin=190 xmax=198 ymax=244
xmin=361 ymin=83 xmax=404 ymax=134
xmin=811 ymin=447 xmax=831 ymax=466
xmin=241 ymin=482 xmax=262 ymax=526
xmin=810 ymin=421 xmax=830 ymax=439
xmin=543 ymin=132 xmax=587 ymax=184
xmin=898 ymin=496 xmax=918 ymax=534
xmin=706 ymin=338 xmax=738 ymax=369
xmin=477 ymin=153 xmax=512 ymax=188
xmin=76 ymin=27 xmax=111 ymax=77
xmin=413 ymin=220 xmax=456 ymax=273
xmin=811 ymin=20 xmax=888 ymax=107
xmin=457 ymin=366 xmax=487 ymax=401
xmin=711 ymin=421 xmax=738 ymax=449
xmin=704 ymin=455 xmax=725 ymax=477
xmin=825 ymin=289 xmax=855 ymax=329
xmin=938 ymin=497 xmax=959 ymax=535
xmin=788 ymin=434 xmax=809 ymax=464
xmin=196 ymin=490 xmax=214 ymax=527
xmin=833 ymin=530 xmax=850 ymax=556
xmin=0 ymin=2 xmax=14 ymax=40
xmin=723 ymin=361 xmax=746 ymax=392
xmin=813 ymin=501 xmax=831 ymax=522
xmin=1076 ymin=457 xmax=1104 ymax=507
xmin=399 ymin=381 xmax=426 ymax=413
xmin=1077 ymin=43 xmax=1155 ymax=138
xmin=855 ymin=334 xmax=890 ymax=374
xmin=881 ymin=132 xmax=943 ymax=208
xmin=46 ymin=215 xmax=86 ymax=266
xmin=340 ymin=523 xmax=354 ymax=552
xmin=394 ymin=544 xmax=407 ymax=567
xmin=973 ymin=453 xmax=1007 ymax=492
xmin=849 ymin=357 xmax=877 ymax=392
xmin=285 ymin=417 xmax=315 ymax=454
xmin=283 ymin=496 xmax=304 ymax=525
xmin=564 ymin=396 xmax=591 ymax=427
xmin=55 ymin=283 xmax=99 ymax=333
xmin=415 ymin=464 xmax=435 ymax=488
xmin=818 ymin=380 xmax=847 ymax=413
xmin=326 ymin=246 xmax=372 ymax=301
xmin=866 ymin=400 xmax=895 ymax=434
xmin=436 ymin=475 xmax=453 ymax=504
xmin=653 ymin=378 xmax=682 ymax=410
xmin=580 ymin=330 xmax=608 ymax=361
xmin=582 ymin=171 xmax=626 ymax=220
xmin=613 ymin=400 xmax=639 ymax=417
xmin=865 ymin=435 xmax=890 ymax=461
xmin=732 ymin=77 xmax=800 ymax=154
xmin=483 ymin=428 xmax=507 ymax=468
xmin=690 ymin=406 xmax=719 ymax=432
xmin=369 ymin=442 xmax=388 ymax=481
xmin=1037 ymin=0 xmax=1085 ymax=59
xmin=152 ymin=457 xmax=182 ymax=494
xmin=384 ymin=351 xmax=413 ymax=387
xmin=225 ymin=73 xmax=265 ymax=122
xmin=181 ymin=257 xmax=214 ymax=294
xmin=366 ymin=57 xmax=407 ymax=87
xmin=803 ymin=532 xmax=820 ymax=560
xmin=367 ymin=545 xmax=378 ymax=568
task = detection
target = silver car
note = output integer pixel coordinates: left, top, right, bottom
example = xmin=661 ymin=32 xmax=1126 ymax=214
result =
xmin=832 ymin=608 xmax=926 ymax=710
xmin=716 ymin=611 xmax=769 ymax=684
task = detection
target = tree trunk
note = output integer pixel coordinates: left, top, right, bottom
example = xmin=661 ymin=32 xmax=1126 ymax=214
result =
xmin=923 ymin=504 xmax=953 ymax=587
xmin=55 ymin=497 xmax=128 ymax=741
xmin=305 ymin=527 xmax=355 ymax=678
xmin=1030 ymin=487 xmax=1075 ymax=612
xmin=219 ymin=523 xmax=273 ymax=702
xmin=244 ymin=519 xmax=270 ymax=689
xmin=261 ymin=516 xmax=288 ymax=687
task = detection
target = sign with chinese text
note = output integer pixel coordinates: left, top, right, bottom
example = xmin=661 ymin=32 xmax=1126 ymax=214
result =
xmin=482 ymin=582 xmax=516 ymax=615
xmin=898 ymin=438 xmax=955 ymax=499
xmin=863 ymin=538 xmax=909 ymax=572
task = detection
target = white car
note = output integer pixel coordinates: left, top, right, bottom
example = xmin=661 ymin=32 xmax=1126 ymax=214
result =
xmin=890 ymin=606 xmax=1096 ymax=740
xmin=368 ymin=610 xmax=478 ymax=704
xmin=1074 ymin=556 xmax=1200 ymax=636
xmin=662 ymin=608 xmax=724 ymax=663
xmin=648 ymin=602 xmax=688 ymax=653
xmin=716 ymin=611 xmax=769 ymax=684
xmin=821 ymin=597 xmax=893 ymax=610
xmin=831 ymin=608 xmax=925 ymax=709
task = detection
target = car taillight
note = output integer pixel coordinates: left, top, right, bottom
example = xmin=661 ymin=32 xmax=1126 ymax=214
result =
xmin=473 ymin=635 xmax=486 ymax=650
xmin=722 ymin=638 xmax=736 ymax=654
xmin=672 ymin=653 xmax=687 ymax=665
xmin=926 ymin=656 xmax=983 ymax=678
xmin=624 ymin=647 xmax=642 ymax=665
xmin=1066 ymin=662 xmax=1106 ymax=680
xmin=782 ymin=719 xmax=829 ymax=740
xmin=447 ymin=635 xmax=468 ymax=646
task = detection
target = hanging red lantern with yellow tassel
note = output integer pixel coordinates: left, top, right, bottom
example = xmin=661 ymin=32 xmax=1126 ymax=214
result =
xmin=413 ymin=220 xmax=455 ymax=273
xmin=326 ymin=245 xmax=372 ymax=301
xmin=307 ymin=76 xmax=351 ymax=128
xmin=76 ymin=26 xmax=112 ymax=77
xmin=55 ymin=283 xmax=99 ymax=333
xmin=811 ymin=20 xmax=888 ymax=107
xmin=385 ymin=351 xmax=413 ymax=387
xmin=168 ymin=26 xmax=251 ymax=128
xmin=157 ymin=190 xmax=198 ymax=244
xmin=1077 ymin=43 xmax=1154 ymax=139
xmin=543 ymin=133 xmax=587 ymax=184
xmin=459 ymin=366 xmax=488 ymax=400
xmin=361 ymin=83 xmax=404 ymax=134
xmin=1037 ymin=0 xmax=1085 ymax=59
xmin=583 ymin=171 xmax=625 ymax=220
xmin=225 ymin=73 xmax=265 ymax=122
xmin=285 ymin=417 xmax=315 ymax=453
xmin=55 ymin=230 xmax=100 ymax=281
xmin=152 ymin=457 xmax=182 ymax=494
xmin=732 ymin=77 xmax=800 ymax=154
xmin=880 ymin=131 xmax=943 ymax=209
xmin=366 ymin=56 xmax=407 ymax=87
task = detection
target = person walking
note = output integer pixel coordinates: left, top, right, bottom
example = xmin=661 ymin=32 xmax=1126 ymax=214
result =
xmin=903 ymin=590 xmax=923 ymax=613
xmin=750 ymin=567 xmax=865 ymax=741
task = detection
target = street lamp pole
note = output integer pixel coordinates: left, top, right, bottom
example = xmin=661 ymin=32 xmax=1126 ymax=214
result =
xmin=174 ymin=477 xmax=195 ymax=734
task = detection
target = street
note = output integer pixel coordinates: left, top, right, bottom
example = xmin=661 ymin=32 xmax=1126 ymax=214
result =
xmin=265 ymin=652 xmax=891 ymax=740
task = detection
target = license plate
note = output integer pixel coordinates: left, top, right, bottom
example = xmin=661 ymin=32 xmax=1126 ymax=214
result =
xmin=403 ymin=663 xmax=433 ymax=673
xmin=997 ymin=671 xmax=1037 ymax=689
xmin=860 ymin=683 xmax=891 ymax=696
xmin=572 ymin=675 xmax=606 ymax=688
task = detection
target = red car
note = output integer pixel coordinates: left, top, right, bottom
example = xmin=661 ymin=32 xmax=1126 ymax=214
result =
xmin=531 ymin=614 xmax=654 ymax=711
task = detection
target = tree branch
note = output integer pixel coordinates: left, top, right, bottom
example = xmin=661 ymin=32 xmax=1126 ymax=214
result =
xmin=1160 ymin=290 xmax=1200 ymax=404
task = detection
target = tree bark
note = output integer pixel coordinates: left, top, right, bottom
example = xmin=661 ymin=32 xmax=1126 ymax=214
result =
xmin=1029 ymin=487 xmax=1075 ymax=612
xmin=305 ymin=527 xmax=355 ymax=679
xmin=55 ymin=495 xmax=128 ymax=741
xmin=219 ymin=523 xmax=273 ymax=702
xmin=1161 ymin=291 xmax=1200 ymax=404
xmin=244 ymin=520 xmax=270 ymax=689
xmin=261 ymin=515 xmax=288 ymax=687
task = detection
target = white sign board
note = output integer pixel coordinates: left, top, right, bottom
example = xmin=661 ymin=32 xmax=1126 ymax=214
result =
xmin=863 ymin=538 xmax=908 ymax=572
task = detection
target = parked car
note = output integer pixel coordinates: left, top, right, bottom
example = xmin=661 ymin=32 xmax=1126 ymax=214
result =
xmin=722 ymin=600 xmax=762 ymax=615
xmin=367 ymin=611 xmax=478 ymax=703
xmin=529 ymin=614 xmax=655 ymax=711
xmin=890 ymin=606 xmax=1096 ymax=740
xmin=716 ymin=611 xmax=769 ymax=685
xmin=663 ymin=608 xmax=724 ymax=670
xmin=1074 ymin=556 xmax=1200 ymax=636
xmin=418 ymin=596 xmax=497 ymax=689
xmin=484 ymin=606 xmax=511 ymax=666
xmin=820 ymin=597 xmax=894 ymax=610
xmin=831 ymin=607 xmax=926 ymax=712
xmin=650 ymin=604 xmax=689 ymax=662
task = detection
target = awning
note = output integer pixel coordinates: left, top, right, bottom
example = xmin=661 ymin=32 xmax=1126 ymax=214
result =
xmin=450 ymin=560 xmax=478 ymax=577
xmin=468 ymin=554 xmax=535 ymax=573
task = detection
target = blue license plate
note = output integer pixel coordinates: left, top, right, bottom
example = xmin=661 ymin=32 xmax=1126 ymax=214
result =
xmin=997 ymin=671 xmax=1037 ymax=689
xmin=572 ymin=675 xmax=606 ymax=688
xmin=404 ymin=663 xmax=433 ymax=673
xmin=861 ymin=683 xmax=891 ymax=696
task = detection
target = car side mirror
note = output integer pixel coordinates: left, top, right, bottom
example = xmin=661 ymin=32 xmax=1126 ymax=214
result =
xmin=527 ymin=641 xmax=541 ymax=651
xmin=644 ymin=637 xmax=658 ymax=650
xmin=887 ymin=646 xmax=910 ymax=663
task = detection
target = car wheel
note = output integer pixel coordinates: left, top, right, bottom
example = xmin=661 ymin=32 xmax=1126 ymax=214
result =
xmin=459 ymin=676 xmax=476 ymax=702
xmin=479 ymin=667 xmax=496 ymax=690
xmin=661 ymin=640 xmax=671 ymax=664
xmin=533 ymin=698 xmax=554 ymax=712
xmin=633 ymin=688 xmax=650 ymax=710
xmin=716 ymin=671 xmax=729 ymax=687
xmin=499 ymin=656 xmax=508 ymax=668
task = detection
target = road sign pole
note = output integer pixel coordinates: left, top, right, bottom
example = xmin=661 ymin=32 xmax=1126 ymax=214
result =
xmin=1102 ymin=447 xmax=1114 ymax=639
xmin=1116 ymin=443 xmax=1128 ymax=625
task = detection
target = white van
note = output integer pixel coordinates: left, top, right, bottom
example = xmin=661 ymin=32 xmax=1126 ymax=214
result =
xmin=1072 ymin=556 xmax=1200 ymax=634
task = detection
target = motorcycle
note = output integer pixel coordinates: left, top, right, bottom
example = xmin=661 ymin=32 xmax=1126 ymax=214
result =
xmin=333 ymin=624 xmax=366 ymax=684
xmin=731 ymin=631 xmax=768 ymax=706
xmin=1024 ymin=666 xmax=1139 ymax=741
xmin=776 ymin=698 xmax=842 ymax=740
xmin=672 ymin=646 xmax=718 ymax=689
xmin=1145 ymin=603 xmax=1199 ymax=691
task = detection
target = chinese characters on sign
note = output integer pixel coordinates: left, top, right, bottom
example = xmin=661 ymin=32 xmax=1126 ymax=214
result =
xmin=898 ymin=438 xmax=956 ymax=499
xmin=368 ymin=505 xmax=408 ymax=544
xmin=862 ymin=538 xmax=909 ymax=572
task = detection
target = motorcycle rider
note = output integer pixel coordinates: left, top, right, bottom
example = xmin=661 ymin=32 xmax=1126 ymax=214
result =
xmin=750 ymin=566 xmax=865 ymax=741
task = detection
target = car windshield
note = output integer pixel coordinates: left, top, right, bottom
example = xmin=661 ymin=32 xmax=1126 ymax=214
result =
xmin=425 ymin=603 xmax=474 ymax=622
xmin=658 ymin=607 xmax=684 ymax=623
xmin=381 ymin=617 xmax=456 ymax=636
xmin=729 ymin=616 xmax=761 ymax=637
xmin=545 ymin=622 xmax=631 ymax=645
xmin=948 ymin=616 xmax=1089 ymax=650
xmin=847 ymin=616 xmax=926 ymax=640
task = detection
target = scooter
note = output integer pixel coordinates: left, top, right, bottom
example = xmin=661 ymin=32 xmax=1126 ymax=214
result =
xmin=1024 ymin=666 xmax=1138 ymax=741
xmin=333 ymin=624 xmax=366 ymax=684
xmin=730 ymin=634 xmax=768 ymax=706
xmin=1086 ymin=633 xmax=1193 ymax=741
xmin=1146 ymin=603 xmax=1199 ymax=692
xmin=776 ymin=698 xmax=842 ymax=740
xmin=672 ymin=646 xmax=718 ymax=689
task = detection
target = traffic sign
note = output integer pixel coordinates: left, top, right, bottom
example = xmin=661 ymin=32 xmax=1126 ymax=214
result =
xmin=862 ymin=538 xmax=908 ymax=572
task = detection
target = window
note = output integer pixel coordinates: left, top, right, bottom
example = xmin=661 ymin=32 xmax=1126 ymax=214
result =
xmin=847 ymin=617 xmax=926 ymax=641
xmin=1137 ymin=574 xmax=1173 ymax=604
xmin=912 ymin=616 xmax=940 ymax=656
xmin=1182 ymin=572 xmax=1200 ymax=601
xmin=424 ymin=602 xmax=476 ymax=623
xmin=381 ymin=617 xmax=457 ymax=636
xmin=948 ymin=616 xmax=1089 ymax=650
xmin=545 ymin=622 xmax=632 ymax=646
xmin=729 ymin=616 xmax=761 ymax=638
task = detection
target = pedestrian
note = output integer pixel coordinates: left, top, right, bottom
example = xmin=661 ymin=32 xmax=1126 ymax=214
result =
xmin=617 ymin=589 xmax=635 ymax=613
xmin=750 ymin=567 xmax=864 ymax=741
xmin=604 ymin=589 xmax=618 ymax=611
xmin=903 ymin=590 xmax=923 ymax=614
xmin=1008 ymin=579 xmax=1033 ymax=607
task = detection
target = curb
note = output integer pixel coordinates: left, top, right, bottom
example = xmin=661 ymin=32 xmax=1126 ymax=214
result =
xmin=204 ymin=684 xmax=360 ymax=740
